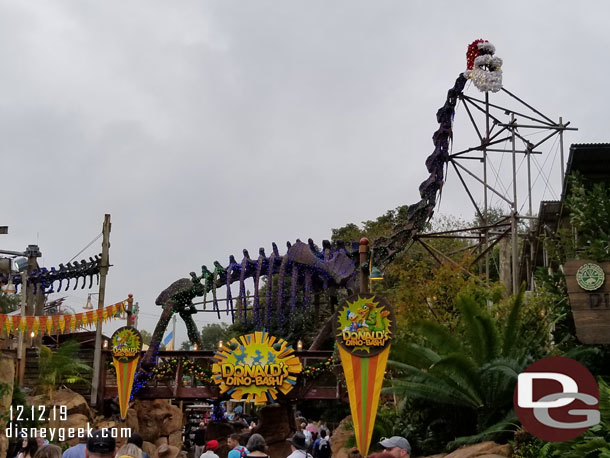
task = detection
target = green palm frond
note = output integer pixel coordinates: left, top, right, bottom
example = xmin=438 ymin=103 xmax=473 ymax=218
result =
xmin=410 ymin=321 xmax=464 ymax=355
xmin=474 ymin=313 xmax=500 ymax=362
xmin=447 ymin=410 xmax=518 ymax=450
xmin=599 ymin=378 xmax=610 ymax=431
xmin=37 ymin=340 xmax=92 ymax=395
xmin=383 ymin=378 xmax=482 ymax=409
xmin=430 ymin=353 xmax=481 ymax=401
xmin=502 ymin=287 xmax=525 ymax=357
xmin=394 ymin=342 xmax=441 ymax=368
xmin=458 ymin=294 xmax=488 ymax=364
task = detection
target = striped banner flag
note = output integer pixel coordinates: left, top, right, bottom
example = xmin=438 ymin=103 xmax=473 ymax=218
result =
xmin=335 ymin=293 xmax=395 ymax=456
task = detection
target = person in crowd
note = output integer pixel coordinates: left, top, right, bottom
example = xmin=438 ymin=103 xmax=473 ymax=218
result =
xmin=114 ymin=444 xmax=142 ymax=458
xmin=227 ymin=434 xmax=248 ymax=458
xmin=17 ymin=437 xmax=39 ymax=458
xmin=233 ymin=414 xmax=248 ymax=428
xmin=36 ymin=438 xmax=49 ymax=448
xmin=193 ymin=422 xmax=207 ymax=458
xmin=312 ymin=430 xmax=330 ymax=458
xmin=33 ymin=445 xmax=62 ymax=458
xmin=62 ymin=437 xmax=87 ymax=458
xmin=286 ymin=432 xmax=312 ymax=458
xmin=199 ymin=440 xmax=219 ymax=458
xmin=85 ymin=430 xmax=115 ymax=458
xmin=300 ymin=423 xmax=312 ymax=451
xmin=127 ymin=434 xmax=150 ymax=458
xmin=378 ymin=437 xmax=411 ymax=458
xmin=245 ymin=434 xmax=269 ymax=458
xmin=157 ymin=444 xmax=180 ymax=458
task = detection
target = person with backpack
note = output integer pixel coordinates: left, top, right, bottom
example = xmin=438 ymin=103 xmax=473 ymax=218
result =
xmin=312 ymin=430 xmax=331 ymax=458
xmin=227 ymin=434 xmax=249 ymax=458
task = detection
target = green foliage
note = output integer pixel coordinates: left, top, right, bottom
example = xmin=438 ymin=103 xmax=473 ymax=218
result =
xmin=543 ymin=174 xmax=610 ymax=263
xmin=343 ymin=406 xmax=412 ymax=452
xmin=140 ymin=329 xmax=152 ymax=345
xmin=0 ymin=291 xmax=20 ymax=314
xmin=200 ymin=323 xmax=230 ymax=350
xmin=544 ymin=377 xmax=610 ymax=458
xmin=385 ymin=289 xmax=550 ymax=452
xmin=37 ymin=340 xmax=92 ymax=398
xmin=331 ymin=206 xmax=410 ymax=242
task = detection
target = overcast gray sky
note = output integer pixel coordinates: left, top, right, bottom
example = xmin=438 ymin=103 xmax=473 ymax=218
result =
xmin=1 ymin=1 xmax=608 ymax=345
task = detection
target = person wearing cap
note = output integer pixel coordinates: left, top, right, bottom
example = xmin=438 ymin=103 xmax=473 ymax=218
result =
xmin=286 ymin=432 xmax=313 ymax=458
xmin=378 ymin=437 xmax=411 ymax=458
xmin=85 ymin=430 xmax=116 ymax=458
xmin=200 ymin=440 xmax=220 ymax=458
xmin=127 ymin=433 xmax=150 ymax=458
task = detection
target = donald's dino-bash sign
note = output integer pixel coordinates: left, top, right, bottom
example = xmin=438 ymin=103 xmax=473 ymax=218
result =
xmin=111 ymin=326 xmax=143 ymax=420
xmin=336 ymin=294 xmax=395 ymax=457
xmin=212 ymin=331 xmax=302 ymax=404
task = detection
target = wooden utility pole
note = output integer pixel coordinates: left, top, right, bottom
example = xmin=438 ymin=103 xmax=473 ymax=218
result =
xmin=91 ymin=214 xmax=111 ymax=407
xmin=359 ymin=237 xmax=370 ymax=294
xmin=17 ymin=271 xmax=27 ymax=384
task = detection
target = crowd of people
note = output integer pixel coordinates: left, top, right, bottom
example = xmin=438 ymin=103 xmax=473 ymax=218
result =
xmin=12 ymin=425 xmax=412 ymax=458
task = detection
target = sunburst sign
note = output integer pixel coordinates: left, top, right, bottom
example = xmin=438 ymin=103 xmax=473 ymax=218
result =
xmin=212 ymin=331 xmax=302 ymax=405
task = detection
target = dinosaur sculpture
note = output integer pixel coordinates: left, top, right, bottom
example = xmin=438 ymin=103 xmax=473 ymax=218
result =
xmin=134 ymin=40 xmax=500 ymax=393
xmin=0 ymin=255 xmax=102 ymax=294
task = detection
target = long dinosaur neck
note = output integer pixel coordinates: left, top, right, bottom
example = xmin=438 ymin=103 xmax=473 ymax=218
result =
xmin=373 ymin=73 xmax=467 ymax=270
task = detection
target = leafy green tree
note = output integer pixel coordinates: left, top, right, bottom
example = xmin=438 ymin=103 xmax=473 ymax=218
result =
xmin=384 ymin=289 xmax=550 ymax=450
xmin=200 ymin=323 xmax=230 ymax=350
xmin=140 ymin=329 xmax=152 ymax=345
xmin=37 ymin=340 xmax=92 ymax=400
xmin=544 ymin=174 xmax=610 ymax=263
xmin=0 ymin=292 xmax=20 ymax=314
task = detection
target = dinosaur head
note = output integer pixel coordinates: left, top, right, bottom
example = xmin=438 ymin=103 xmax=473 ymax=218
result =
xmin=464 ymin=39 xmax=503 ymax=93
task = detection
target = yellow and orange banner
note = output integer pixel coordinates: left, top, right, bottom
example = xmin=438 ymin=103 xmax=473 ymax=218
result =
xmin=0 ymin=299 xmax=127 ymax=337
xmin=335 ymin=293 xmax=395 ymax=457
xmin=111 ymin=326 xmax=143 ymax=420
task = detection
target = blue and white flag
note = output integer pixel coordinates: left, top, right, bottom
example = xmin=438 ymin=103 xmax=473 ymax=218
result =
xmin=163 ymin=331 xmax=174 ymax=350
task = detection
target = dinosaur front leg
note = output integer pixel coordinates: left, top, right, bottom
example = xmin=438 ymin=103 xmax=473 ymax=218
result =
xmin=142 ymin=304 xmax=174 ymax=368
xmin=181 ymin=312 xmax=203 ymax=348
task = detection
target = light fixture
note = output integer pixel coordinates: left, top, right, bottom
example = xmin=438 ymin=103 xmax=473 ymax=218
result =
xmin=103 ymin=340 xmax=109 ymax=349
xmin=193 ymin=344 xmax=198 ymax=351
xmin=83 ymin=294 xmax=94 ymax=310
xmin=13 ymin=258 xmax=28 ymax=273
xmin=30 ymin=331 xmax=35 ymax=338
xmin=369 ymin=250 xmax=384 ymax=290
xmin=297 ymin=340 xmax=303 ymax=351
xmin=218 ymin=340 xmax=223 ymax=349
xmin=370 ymin=267 xmax=383 ymax=281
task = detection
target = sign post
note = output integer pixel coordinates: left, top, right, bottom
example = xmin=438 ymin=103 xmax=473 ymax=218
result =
xmin=564 ymin=260 xmax=610 ymax=344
